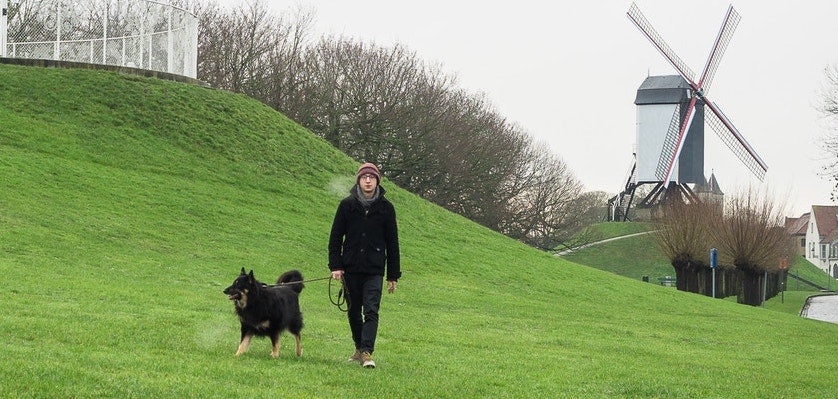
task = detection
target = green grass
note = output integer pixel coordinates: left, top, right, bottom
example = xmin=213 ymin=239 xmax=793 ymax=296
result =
xmin=1 ymin=64 xmax=837 ymax=398
xmin=587 ymin=221 xmax=656 ymax=240
xmin=787 ymin=255 xmax=838 ymax=291
xmin=562 ymin=225 xmax=672 ymax=281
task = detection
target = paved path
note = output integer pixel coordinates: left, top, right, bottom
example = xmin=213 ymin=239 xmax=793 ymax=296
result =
xmin=556 ymin=231 xmax=655 ymax=256
xmin=801 ymin=294 xmax=838 ymax=324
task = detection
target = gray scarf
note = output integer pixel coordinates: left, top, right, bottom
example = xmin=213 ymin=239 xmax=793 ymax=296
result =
xmin=355 ymin=185 xmax=380 ymax=208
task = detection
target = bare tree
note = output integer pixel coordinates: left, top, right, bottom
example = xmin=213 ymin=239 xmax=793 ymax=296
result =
xmin=197 ymin=0 xmax=287 ymax=94
xmin=550 ymin=191 xmax=613 ymax=252
xmin=289 ymin=38 xmax=434 ymax=160
xmin=258 ymin=5 xmax=315 ymax=112
xmin=193 ymin=6 xmax=595 ymax=251
xmin=500 ymin=140 xmax=587 ymax=250
xmin=654 ymin=198 xmax=717 ymax=292
xmin=818 ymin=64 xmax=838 ymax=200
xmin=711 ymin=188 xmax=794 ymax=305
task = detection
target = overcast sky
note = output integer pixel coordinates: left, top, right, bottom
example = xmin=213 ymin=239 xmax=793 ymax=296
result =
xmin=217 ymin=0 xmax=838 ymax=216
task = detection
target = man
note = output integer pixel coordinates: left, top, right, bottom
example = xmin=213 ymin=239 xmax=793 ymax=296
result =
xmin=328 ymin=162 xmax=401 ymax=369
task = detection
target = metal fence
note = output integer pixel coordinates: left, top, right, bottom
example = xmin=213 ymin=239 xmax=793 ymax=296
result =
xmin=2 ymin=0 xmax=197 ymax=78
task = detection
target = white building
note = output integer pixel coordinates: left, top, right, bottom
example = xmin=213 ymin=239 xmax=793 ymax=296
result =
xmin=799 ymin=205 xmax=838 ymax=277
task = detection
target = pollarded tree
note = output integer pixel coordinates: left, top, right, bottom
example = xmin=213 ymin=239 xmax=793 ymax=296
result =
xmin=654 ymin=198 xmax=718 ymax=293
xmin=711 ymin=188 xmax=795 ymax=306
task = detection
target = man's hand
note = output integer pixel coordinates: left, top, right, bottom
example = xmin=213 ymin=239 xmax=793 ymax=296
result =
xmin=387 ymin=280 xmax=397 ymax=294
xmin=331 ymin=270 xmax=344 ymax=280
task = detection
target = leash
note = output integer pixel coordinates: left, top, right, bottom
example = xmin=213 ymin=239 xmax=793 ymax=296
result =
xmin=273 ymin=275 xmax=348 ymax=312
xmin=275 ymin=276 xmax=332 ymax=285
xmin=329 ymin=277 xmax=349 ymax=312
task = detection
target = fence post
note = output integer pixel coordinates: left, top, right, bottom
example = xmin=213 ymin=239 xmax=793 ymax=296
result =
xmin=1 ymin=0 xmax=8 ymax=57
xmin=54 ymin=0 xmax=61 ymax=60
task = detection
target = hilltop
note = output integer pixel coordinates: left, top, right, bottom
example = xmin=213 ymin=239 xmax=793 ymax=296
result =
xmin=0 ymin=64 xmax=835 ymax=398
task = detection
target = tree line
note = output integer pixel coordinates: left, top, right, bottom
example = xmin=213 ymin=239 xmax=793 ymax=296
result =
xmin=193 ymin=0 xmax=606 ymax=250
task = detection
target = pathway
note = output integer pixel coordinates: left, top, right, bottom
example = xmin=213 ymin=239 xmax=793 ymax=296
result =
xmin=556 ymin=231 xmax=655 ymax=256
xmin=801 ymin=294 xmax=838 ymax=324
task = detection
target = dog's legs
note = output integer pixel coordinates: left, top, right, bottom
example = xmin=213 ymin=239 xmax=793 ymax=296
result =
xmin=270 ymin=333 xmax=281 ymax=358
xmin=236 ymin=333 xmax=253 ymax=356
xmin=293 ymin=333 xmax=302 ymax=357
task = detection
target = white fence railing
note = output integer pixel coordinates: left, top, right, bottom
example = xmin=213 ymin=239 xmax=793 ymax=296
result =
xmin=2 ymin=0 xmax=197 ymax=78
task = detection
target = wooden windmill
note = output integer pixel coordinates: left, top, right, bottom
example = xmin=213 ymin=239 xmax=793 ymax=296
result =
xmin=609 ymin=3 xmax=768 ymax=221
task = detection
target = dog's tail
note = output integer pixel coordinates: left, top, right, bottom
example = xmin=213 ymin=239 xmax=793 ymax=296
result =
xmin=277 ymin=269 xmax=304 ymax=293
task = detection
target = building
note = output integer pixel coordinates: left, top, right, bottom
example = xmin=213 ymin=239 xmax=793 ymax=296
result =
xmin=799 ymin=205 xmax=838 ymax=277
xmin=693 ymin=172 xmax=724 ymax=211
xmin=784 ymin=212 xmax=809 ymax=257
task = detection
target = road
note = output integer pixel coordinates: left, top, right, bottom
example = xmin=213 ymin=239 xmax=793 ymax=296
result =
xmin=800 ymin=294 xmax=838 ymax=324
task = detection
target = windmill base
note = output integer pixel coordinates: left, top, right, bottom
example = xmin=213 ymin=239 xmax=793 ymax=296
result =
xmin=608 ymin=182 xmax=700 ymax=222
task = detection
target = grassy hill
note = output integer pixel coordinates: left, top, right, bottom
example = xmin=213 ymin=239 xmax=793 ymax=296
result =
xmin=1 ymin=64 xmax=836 ymax=398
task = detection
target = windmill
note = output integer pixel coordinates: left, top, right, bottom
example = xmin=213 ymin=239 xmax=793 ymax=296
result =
xmin=608 ymin=3 xmax=768 ymax=221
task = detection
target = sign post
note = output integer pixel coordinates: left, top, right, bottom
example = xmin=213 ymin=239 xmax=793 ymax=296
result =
xmin=779 ymin=257 xmax=789 ymax=304
xmin=709 ymin=248 xmax=718 ymax=298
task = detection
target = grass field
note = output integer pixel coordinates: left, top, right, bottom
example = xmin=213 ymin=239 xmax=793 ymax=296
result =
xmin=1 ymin=64 xmax=836 ymax=398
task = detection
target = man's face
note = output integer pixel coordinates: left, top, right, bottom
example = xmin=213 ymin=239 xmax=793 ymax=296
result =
xmin=358 ymin=174 xmax=378 ymax=196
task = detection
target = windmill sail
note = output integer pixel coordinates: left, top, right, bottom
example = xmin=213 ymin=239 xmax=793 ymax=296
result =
xmin=627 ymin=3 xmax=696 ymax=83
xmin=628 ymin=2 xmax=767 ymax=183
xmin=655 ymin=104 xmax=685 ymax=181
xmin=704 ymin=101 xmax=768 ymax=180
xmin=659 ymin=98 xmax=697 ymax=184
xmin=698 ymin=5 xmax=740 ymax=93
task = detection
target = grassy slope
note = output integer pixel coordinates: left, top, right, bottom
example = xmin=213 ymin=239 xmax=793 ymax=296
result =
xmin=1 ymin=65 xmax=837 ymax=398
xmin=562 ymin=224 xmax=672 ymax=281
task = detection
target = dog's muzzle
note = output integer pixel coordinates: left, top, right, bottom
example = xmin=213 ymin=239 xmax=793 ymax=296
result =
xmin=223 ymin=288 xmax=243 ymax=301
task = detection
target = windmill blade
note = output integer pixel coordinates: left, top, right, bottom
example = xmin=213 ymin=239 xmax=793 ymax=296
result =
xmin=698 ymin=5 xmax=740 ymax=93
xmin=658 ymin=97 xmax=699 ymax=185
xmin=703 ymin=99 xmax=768 ymax=180
xmin=655 ymin=104 xmax=685 ymax=181
xmin=627 ymin=3 xmax=696 ymax=84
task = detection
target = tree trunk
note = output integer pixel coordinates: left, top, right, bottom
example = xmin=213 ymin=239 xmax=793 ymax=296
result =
xmin=739 ymin=268 xmax=763 ymax=306
xmin=672 ymin=261 xmax=688 ymax=291
xmin=671 ymin=261 xmax=704 ymax=293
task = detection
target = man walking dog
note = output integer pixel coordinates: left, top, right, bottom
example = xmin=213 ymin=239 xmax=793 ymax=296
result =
xmin=329 ymin=162 xmax=401 ymax=368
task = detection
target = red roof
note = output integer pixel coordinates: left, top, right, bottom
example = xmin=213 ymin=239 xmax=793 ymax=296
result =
xmin=812 ymin=205 xmax=838 ymax=243
xmin=785 ymin=213 xmax=809 ymax=236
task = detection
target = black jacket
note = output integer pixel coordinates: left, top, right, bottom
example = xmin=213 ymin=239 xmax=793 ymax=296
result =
xmin=328 ymin=185 xmax=401 ymax=281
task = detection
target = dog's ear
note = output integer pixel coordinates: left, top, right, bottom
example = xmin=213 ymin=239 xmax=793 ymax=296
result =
xmin=239 ymin=267 xmax=246 ymax=275
xmin=248 ymin=270 xmax=255 ymax=279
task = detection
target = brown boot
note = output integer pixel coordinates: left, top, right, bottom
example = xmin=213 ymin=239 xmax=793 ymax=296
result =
xmin=360 ymin=351 xmax=376 ymax=368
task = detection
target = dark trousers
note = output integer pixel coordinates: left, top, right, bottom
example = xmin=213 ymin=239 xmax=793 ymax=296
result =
xmin=344 ymin=273 xmax=383 ymax=354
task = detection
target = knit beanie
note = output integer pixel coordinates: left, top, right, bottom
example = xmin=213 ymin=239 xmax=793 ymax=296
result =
xmin=356 ymin=162 xmax=381 ymax=183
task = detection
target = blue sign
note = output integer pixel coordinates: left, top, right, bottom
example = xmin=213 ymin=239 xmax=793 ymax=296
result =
xmin=709 ymin=248 xmax=718 ymax=268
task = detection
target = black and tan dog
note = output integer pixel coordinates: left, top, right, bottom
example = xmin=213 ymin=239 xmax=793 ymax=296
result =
xmin=223 ymin=268 xmax=305 ymax=358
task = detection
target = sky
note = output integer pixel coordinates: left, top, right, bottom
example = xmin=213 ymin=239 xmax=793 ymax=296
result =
xmin=217 ymin=0 xmax=838 ymax=217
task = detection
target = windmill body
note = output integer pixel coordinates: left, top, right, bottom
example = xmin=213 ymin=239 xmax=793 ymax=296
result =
xmin=635 ymin=75 xmax=704 ymax=185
